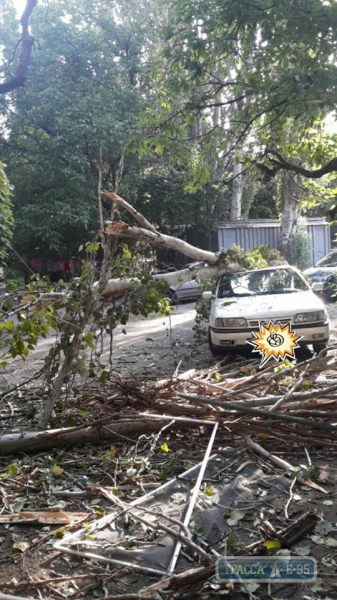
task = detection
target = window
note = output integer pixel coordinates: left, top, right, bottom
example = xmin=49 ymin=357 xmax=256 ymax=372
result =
xmin=217 ymin=269 xmax=308 ymax=298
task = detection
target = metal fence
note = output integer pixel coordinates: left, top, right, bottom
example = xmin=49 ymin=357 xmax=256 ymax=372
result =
xmin=217 ymin=218 xmax=331 ymax=266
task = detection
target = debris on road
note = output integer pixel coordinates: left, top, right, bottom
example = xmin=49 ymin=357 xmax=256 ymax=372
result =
xmin=1 ymin=348 xmax=337 ymax=598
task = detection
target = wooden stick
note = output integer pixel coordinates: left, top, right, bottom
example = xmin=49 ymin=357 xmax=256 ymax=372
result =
xmin=181 ymin=392 xmax=337 ymax=431
xmin=0 ymin=595 xmax=35 ymax=600
xmin=242 ymin=435 xmax=294 ymax=471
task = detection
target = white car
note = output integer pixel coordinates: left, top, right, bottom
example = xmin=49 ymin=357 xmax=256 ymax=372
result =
xmin=202 ymin=266 xmax=329 ymax=355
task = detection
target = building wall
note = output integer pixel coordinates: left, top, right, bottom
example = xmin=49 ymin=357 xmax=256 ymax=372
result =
xmin=217 ymin=218 xmax=330 ymax=266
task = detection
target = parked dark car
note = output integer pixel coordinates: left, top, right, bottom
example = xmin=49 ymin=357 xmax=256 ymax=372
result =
xmin=165 ymin=262 xmax=208 ymax=304
xmin=304 ymin=249 xmax=337 ymax=301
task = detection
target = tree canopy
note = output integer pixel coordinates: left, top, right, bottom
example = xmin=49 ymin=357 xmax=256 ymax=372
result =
xmin=1 ymin=0 xmax=231 ymax=257
xmin=143 ymin=0 xmax=337 ymax=183
xmin=2 ymin=0 xmax=337 ymax=261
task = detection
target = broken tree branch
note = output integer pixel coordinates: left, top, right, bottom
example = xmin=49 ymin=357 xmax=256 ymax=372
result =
xmin=269 ymin=364 xmax=310 ymax=412
xmin=242 ymin=435 xmax=294 ymax=471
xmin=102 ymin=190 xmax=158 ymax=233
xmin=0 ymin=595 xmax=35 ymax=600
xmin=102 ymin=263 xmax=230 ymax=297
xmin=106 ymin=222 xmax=222 ymax=265
xmin=181 ymin=392 xmax=337 ymax=431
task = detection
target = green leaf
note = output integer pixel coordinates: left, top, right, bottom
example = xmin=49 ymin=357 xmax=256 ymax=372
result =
xmin=161 ymin=442 xmax=170 ymax=453
xmin=51 ymin=464 xmax=64 ymax=476
xmin=263 ymin=540 xmax=282 ymax=552
xmin=7 ymin=463 xmax=17 ymax=475
xmin=154 ymin=143 xmax=164 ymax=155
xmin=227 ymin=509 xmax=245 ymax=526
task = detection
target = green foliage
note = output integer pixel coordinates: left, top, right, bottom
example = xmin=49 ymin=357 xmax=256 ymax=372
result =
xmin=0 ymin=243 xmax=171 ymax=387
xmin=226 ymin=245 xmax=284 ymax=271
xmin=249 ymin=180 xmax=279 ymax=219
xmin=0 ymin=162 xmax=14 ymax=263
xmin=120 ymin=155 xmax=229 ymax=232
xmin=145 ymin=0 xmax=337 ymax=189
xmin=192 ymin=277 xmax=216 ymax=338
xmin=0 ymin=0 xmax=165 ymax=256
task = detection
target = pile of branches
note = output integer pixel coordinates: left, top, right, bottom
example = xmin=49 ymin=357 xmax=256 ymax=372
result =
xmin=1 ymin=347 xmax=337 ymax=456
xmin=1 ymin=350 xmax=337 ymax=600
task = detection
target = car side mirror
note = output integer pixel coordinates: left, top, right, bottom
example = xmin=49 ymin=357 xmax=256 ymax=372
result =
xmin=202 ymin=291 xmax=213 ymax=300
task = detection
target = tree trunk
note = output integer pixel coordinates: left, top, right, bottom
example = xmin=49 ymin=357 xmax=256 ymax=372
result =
xmin=278 ymin=170 xmax=302 ymax=262
xmin=0 ymin=418 xmax=201 ymax=455
xmin=230 ymin=161 xmax=243 ymax=220
xmin=97 ymin=142 xmax=104 ymax=230
xmin=40 ymin=306 xmax=93 ymax=427
xmin=102 ymin=263 xmax=231 ymax=297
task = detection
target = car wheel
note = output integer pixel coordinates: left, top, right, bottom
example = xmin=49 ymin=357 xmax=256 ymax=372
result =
xmin=208 ymin=328 xmax=227 ymax=356
xmin=313 ymin=342 xmax=328 ymax=355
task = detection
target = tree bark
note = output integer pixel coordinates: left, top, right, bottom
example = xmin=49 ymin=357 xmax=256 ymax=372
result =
xmin=105 ymin=222 xmax=221 ymax=265
xmin=102 ymin=263 xmax=232 ymax=297
xmin=0 ymin=0 xmax=37 ymax=94
xmin=0 ymin=417 xmax=201 ymax=455
xmin=230 ymin=161 xmax=243 ymax=220
xmin=278 ymin=169 xmax=302 ymax=261
xmin=97 ymin=142 xmax=104 ymax=230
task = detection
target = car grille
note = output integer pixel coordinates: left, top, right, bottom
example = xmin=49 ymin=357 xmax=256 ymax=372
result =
xmin=248 ymin=318 xmax=293 ymax=329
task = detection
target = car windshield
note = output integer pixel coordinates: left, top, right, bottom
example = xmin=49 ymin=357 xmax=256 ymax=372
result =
xmin=316 ymin=252 xmax=337 ymax=267
xmin=217 ymin=269 xmax=309 ymax=298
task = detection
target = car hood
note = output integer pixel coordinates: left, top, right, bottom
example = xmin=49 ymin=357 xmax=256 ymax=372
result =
xmin=211 ymin=290 xmax=325 ymax=319
xmin=304 ymin=267 xmax=337 ymax=281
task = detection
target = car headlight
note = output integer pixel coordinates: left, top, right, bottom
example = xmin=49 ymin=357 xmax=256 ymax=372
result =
xmin=215 ymin=318 xmax=247 ymax=328
xmin=294 ymin=311 xmax=326 ymax=323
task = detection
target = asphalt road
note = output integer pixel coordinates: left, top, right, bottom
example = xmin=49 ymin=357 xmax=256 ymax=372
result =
xmin=2 ymin=303 xmax=212 ymax=385
xmin=2 ymin=302 xmax=337 ymax=387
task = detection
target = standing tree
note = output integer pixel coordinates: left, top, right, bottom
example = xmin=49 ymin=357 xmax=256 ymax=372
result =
xmin=139 ymin=0 xmax=337 ymax=248
xmin=0 ymin=0 xmax=169 ymax=256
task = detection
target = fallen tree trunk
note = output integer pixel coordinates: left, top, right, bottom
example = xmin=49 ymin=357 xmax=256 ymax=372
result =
xmin=0 ymin=416 xmax=203 ymax=455
xmin=101 ymin=263 xmax=231 ymax=297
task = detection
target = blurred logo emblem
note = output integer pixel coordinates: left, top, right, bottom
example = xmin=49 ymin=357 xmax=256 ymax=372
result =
xmin=247 ymin=322 xmax=302 ymax=366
